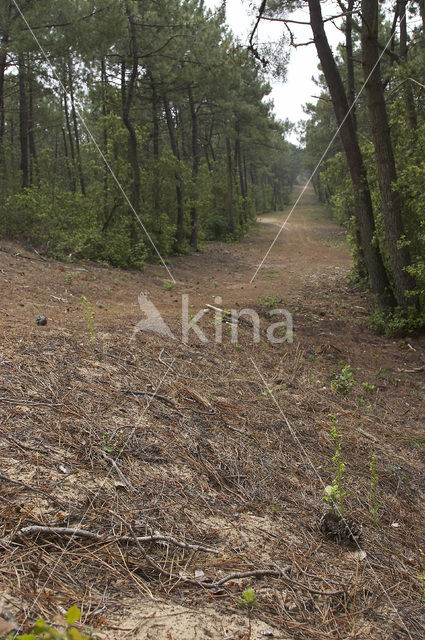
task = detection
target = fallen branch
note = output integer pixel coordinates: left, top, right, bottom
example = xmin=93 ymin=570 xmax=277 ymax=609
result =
xmin=112 ymin=511 xmax=292 ymax=590
xmin=0 ymin=525 xmax=219 ymax=555
xmin=101 ymin=451 xmax=138 ymax=492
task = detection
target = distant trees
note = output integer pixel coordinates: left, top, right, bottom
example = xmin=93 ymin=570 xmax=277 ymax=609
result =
xmin=0 ymin=0 xmax=297 ymax=266
xmin=258 ymin=0 xmax=424 ymax=331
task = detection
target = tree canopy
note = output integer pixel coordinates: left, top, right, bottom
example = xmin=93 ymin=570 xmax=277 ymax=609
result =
xmin=0 ymin=0 xmax=297 ymax=265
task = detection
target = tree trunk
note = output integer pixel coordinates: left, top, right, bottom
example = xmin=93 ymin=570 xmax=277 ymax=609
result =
xmin=163 ymin=89 xmax=184 ymax=247
xmin=307 ymin=0 xmax=394 ymax=309
xmin=188 ymin=84 xmax=200 ymax=251
xmin=18 ymin=54 xmax=29 ymax=189
xmin=68 ymin=59 xmax=86 ymax=195
xmin=62 ymin=126 xmax=73 ymax=189
xmin=361 ymin=0 xmax=416 ymax=307
xmin=0 ymin=2 xmax=12 ymax=174
xmin=28 ymin=65 xmax=38 ymax=185
xmin=345 ymin=0 xmax=357 ymax=131
xmin=235 ymin=121 xmax=247 ymax=223
xmin=122 ymin=1 xmax=141 ymax=239
xmin=63 ymin=92 xmax=76 ymax=193
xmin=0 ymin=48 xmax=7 ymax=170
xmin=101 ymin=58 xmax=109 ymax=222
xmin=148 ymin=71 xmax=161 ymax=228
xmin=398 ymin=0 xmax=417 ymax=129
xmin=226 ymin=137 xmax=235 ymax=236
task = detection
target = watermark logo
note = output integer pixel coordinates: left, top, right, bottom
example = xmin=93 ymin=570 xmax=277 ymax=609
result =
xmin=132 ymin=292 xmax=293 ymax=345
xmin=131 ymin=292 xmax=176 ymax=341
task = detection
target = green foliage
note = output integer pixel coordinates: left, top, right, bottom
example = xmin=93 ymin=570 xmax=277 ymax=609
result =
xmin=239 ymin=588 xmax=258 ymax=610
xmin=0 ymin=0 xmax=297 ymax=266
xmin=323 ymin=414 xmax=350 ymax=514
xmin=15 ymin=607 xmax=90 ymax=640
xmin=259 ymin=296 xmax=279 ymax=309
xmin=370 ymin=306 xmax=425 ymax=337
xmin=331 ymin=365 xmax=355 ymax=395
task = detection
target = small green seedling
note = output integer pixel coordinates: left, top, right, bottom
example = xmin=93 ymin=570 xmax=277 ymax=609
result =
xmin=323 ymin=414 xmax=350 ymax=514
xmin=64 ymin=272 xmax=74 ymax=285
xmin=16 ymin=606 xmax=89 ymax=639
xmin=259 ymin=295 xmax=279 ymax=309
xmin=370 ymin=455 xmax=381 ymax=526
xmin=163 ymin=280 xmax=175 ymax=291
xmin=362 ymin=382 xmax=375 ymax=392
xmin=331 ymin=365 xmax=355 ymax=395
xmin=81 ymin=296 xmax=95 ymax=349
xmin=239 ymin=588 xmax=257 ymax=610
xmin=239 ymin=588 xmax=257 ymax=640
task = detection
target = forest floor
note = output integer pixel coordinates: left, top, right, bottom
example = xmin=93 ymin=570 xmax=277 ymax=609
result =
xmin=0 ymin=185 xmax=424 ymax=640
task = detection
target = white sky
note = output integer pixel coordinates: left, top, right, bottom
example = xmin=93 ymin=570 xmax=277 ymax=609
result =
xmin=205 ymin=0 xmax=343 ymax=143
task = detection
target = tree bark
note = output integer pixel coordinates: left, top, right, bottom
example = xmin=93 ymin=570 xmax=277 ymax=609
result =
xmin=63 ymin=91 xmax=76 ymax=193
xmin=0 ymin=1 xmax=12 ymax=173
xmin=122 ymin=1 xmax=141 ymax=232
xmin=100 ymin=58 xmax=109 ymax=222
xmin=163 ymin=89 xmax=184 ymax=247
xmin=68 ymin=59 xmax=86 ymax=195
xmin=28 ymin=64 xmax=38 ymax=185
xmin=226 ymin=136 xmax=235 ymax=236
xmin=188 ymin=84 xmax=200 ymax=251
xmin=361 ymin=0 xmax=416 ymax=307
xmin=307 ymin=0 xmax=394 ymax=309
xmin=345 ymin=0 xmax=357 ymax=131
xmin=398 ymin=0 xmax=417 ymax=129
xmin=18 ymin=54 xmax=29 ymax=189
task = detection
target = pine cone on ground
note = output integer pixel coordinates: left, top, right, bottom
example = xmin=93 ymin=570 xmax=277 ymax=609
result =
xmin=319 ymin=511 xmax=363 ymax=546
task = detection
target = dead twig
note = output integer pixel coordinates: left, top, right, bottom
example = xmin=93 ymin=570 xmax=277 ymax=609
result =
xmin=1 ymin=525 xmax=219 ymax=555
xmin=100 ymin=451 xmax=138 ymax=492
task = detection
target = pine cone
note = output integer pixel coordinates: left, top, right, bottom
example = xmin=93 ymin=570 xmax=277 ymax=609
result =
xmin=319 ymin=511 xmax=363 ymax=546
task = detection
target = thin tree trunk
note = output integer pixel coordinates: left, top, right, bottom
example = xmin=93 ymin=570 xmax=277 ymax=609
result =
xmin=122 ymin=1 xmax=141 ymax=240
xmin=307 ymin=0 xmax=394 ymax=309
xmin=361 ymin=0 xmax=416 ymax=307
xmin=226 ymin=137 xmax=235 ymax=236
xmin=188 ymin=84 xmax=200 ymax=251
xmin=63 ymin=92 xmax=76 ymax=193
xmin=398 ymin=0 xmax=417 ymax=129
xmin=68 ymin=59 xmax=86 ymax=195
xmin=28 ymin=65 xmax=38 ymax=185
xmin=163 ymin=89 xmax=184 ymax=248
xmin=18 ymin=54 xmax=29 ymax=189
xmin=0 ymin=2 xmax=12 ymax=174
xmin=345 ymin=0 xmax=357 ymax=131
xmin=101 ymin=58 xmax=109 ymax=221
xmin=62 ymin=126 xmax=73 ymax=189
xmin=0 ymin=49 xmax=7 ymax=170
xmin=149 ymin=71 xmax=160 ymax=220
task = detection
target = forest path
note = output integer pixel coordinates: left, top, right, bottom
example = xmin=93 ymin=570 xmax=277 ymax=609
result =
xmin=142 ymin=183 xmax=351 ymax=324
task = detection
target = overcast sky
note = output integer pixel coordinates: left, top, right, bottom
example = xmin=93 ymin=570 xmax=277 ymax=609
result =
xmin=204 ymin=0 xmax=343 ymax=143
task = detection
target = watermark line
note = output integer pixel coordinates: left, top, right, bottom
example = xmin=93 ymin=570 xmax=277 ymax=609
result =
xmin=250 ymin=10 xmax=406 ymax=283
xmin=11 ymin=0 xmax=175 ymax=283
xmin=249 ymin=356 xmax=414 ymax=640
